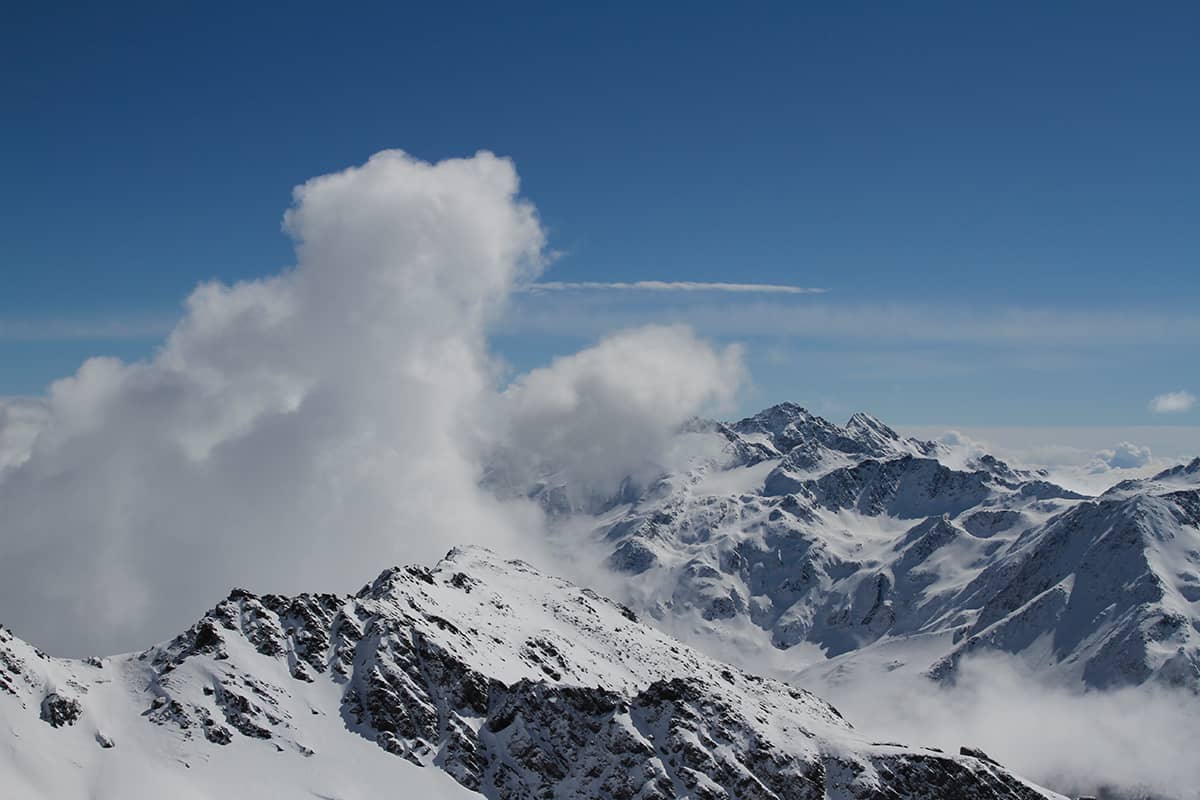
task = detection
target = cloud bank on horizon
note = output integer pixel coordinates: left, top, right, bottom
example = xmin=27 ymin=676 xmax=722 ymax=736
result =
xmin=925 ymin=426 xmax=1188 ymax=495
xmin=0 ymin=151 xmax=744 ymax=656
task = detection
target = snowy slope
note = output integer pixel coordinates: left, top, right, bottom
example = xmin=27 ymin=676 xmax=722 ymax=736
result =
xmin=1 ymin=547 xmax=1062 ymax=800
xmin=561 ymin=403 xmax=1200 ymax=692
xmin=0 ymin=615 xmax=479 ymax=799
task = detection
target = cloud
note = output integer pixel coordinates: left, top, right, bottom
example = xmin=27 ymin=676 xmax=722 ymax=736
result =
xmin=495 ymin=324 xmax=743 ymax=504
xmin=0 ymin=150 xmax=743 ymax=656
xmin=1150 ymin=390 xmax=1196 ymax=414
xmin=0 ymin=397 xmax=48 ymax=472
xmin=807 ymin=653 xmax=1200 ymax=800
xmin=597 ymin=599 xmax=1200 ymax=800
xmin=917 ymin=426 xmax=1178 ymax=494
xmin=523 ymin=280 xmax=825 ymax=294
xmin=1098 ymin=441 xmax=1152 ymax=469
xmin=937 ymin=430 xmax=972 ymax=449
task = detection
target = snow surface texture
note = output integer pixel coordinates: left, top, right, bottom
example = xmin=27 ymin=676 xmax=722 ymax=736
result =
xmin=0 ymin=547 xmax=1061 ymax=800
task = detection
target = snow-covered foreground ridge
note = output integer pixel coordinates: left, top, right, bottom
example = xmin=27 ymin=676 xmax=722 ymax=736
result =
xmin=0 ymin=546 xmax=1061 ymax=799
xmin=552 ymin=403 xmax=1200 ymax=692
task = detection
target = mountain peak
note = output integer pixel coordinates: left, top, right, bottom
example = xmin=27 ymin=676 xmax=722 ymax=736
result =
xmin=732 ymin=401 xmax=817 ymax=434
xmin=1102 ymin=456 xmax=1200 ymax=499
xmin=845 ymin=411 xmax=902 ymax=443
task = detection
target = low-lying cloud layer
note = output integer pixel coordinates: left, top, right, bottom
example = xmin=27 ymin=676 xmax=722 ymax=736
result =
xmin=617 ymin=604 xmax=1199 ymax=799
xmin=0 ymin=151 xmax=744 ymax=656
xmin=925 ymin=427 xmax=1192 ymax=495
xmin=810 ymin=654 xmax=1200 ymax=800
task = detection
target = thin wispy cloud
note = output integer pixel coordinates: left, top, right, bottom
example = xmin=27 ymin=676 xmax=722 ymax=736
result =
xmin=1150 ymin=390 xmax=1196 ymax=413
xmin=0 ymin=315 xmax=174 ymax=342
xmin=524 ymin=280 xmax=826 ymax=294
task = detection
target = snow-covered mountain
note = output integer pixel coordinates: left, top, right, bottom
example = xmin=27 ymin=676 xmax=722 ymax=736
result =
xmin=557 ymin=403 xmax=1200 ymax=693
xmin=0 ymin=546 xmax=1062 ymax=799
xmin=4 ymin=404 xmax=1195 ymax=798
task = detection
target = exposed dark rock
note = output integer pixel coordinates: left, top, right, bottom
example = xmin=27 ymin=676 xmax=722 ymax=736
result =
xmin=40 ymin=692 xmax=82 ymax=728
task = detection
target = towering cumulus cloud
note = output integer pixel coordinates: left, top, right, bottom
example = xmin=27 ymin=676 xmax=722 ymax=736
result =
xmin=0 ymin=151 xmax=743 ymax=656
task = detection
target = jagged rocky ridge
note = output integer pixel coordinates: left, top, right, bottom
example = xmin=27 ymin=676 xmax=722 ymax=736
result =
xmin=556 ymin=403 xmax=1200 ymax=691
xmin=0 ymin=547 xmax=1061 ymax=799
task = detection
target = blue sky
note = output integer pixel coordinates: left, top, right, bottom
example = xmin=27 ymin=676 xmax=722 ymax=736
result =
xmin=2 ymin=1 xmax=1197 ymax=427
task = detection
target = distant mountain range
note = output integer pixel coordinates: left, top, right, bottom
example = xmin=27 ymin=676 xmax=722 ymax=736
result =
xmin=550 ymin=403 xmax=1200 ymax=693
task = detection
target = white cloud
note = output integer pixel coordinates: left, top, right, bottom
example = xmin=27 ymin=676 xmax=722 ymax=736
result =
xmin=1098 ymin=441 xmax=1152 ymax=469
xmin=496 ymin=325 xmax=743 ymax=504
xmin=0 ymin=150 xmax=744 ymax=656
xmin=0 ymin=397 xmax=48 ymax=472
xmin=524 ymin=280 xmax=825 ymax=294
xmin=1150 ymin=390 xmax=1196 ymax=414
xmin=930 ymin=429 xmax=991 ymax=471
xmin=809 ymin=653 xmax=1200 ymax=800
xmin=913 ymin=425 xmax=1186 ymax=494
xmin=620 ymin=598 xmax=1200 ymax=800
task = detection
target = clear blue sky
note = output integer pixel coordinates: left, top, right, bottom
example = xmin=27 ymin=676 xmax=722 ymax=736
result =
xmin=2 ymin=1 xmax=1197 ymax=425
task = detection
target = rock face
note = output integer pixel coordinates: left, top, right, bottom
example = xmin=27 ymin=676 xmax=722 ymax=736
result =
xmin=0 ymin=548 xmax=1061 ymax=800
xmin=571 ymin=403 xmax=1199 ymax=691
xmin=39 ymin=692 xmax=82 ymax=728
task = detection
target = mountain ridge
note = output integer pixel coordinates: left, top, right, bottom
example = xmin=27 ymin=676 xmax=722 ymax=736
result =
xmin=559 ymin=403 xmax=1200 ymax=693
xmin=0 ymin=546 xmax=1062 ymax=799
